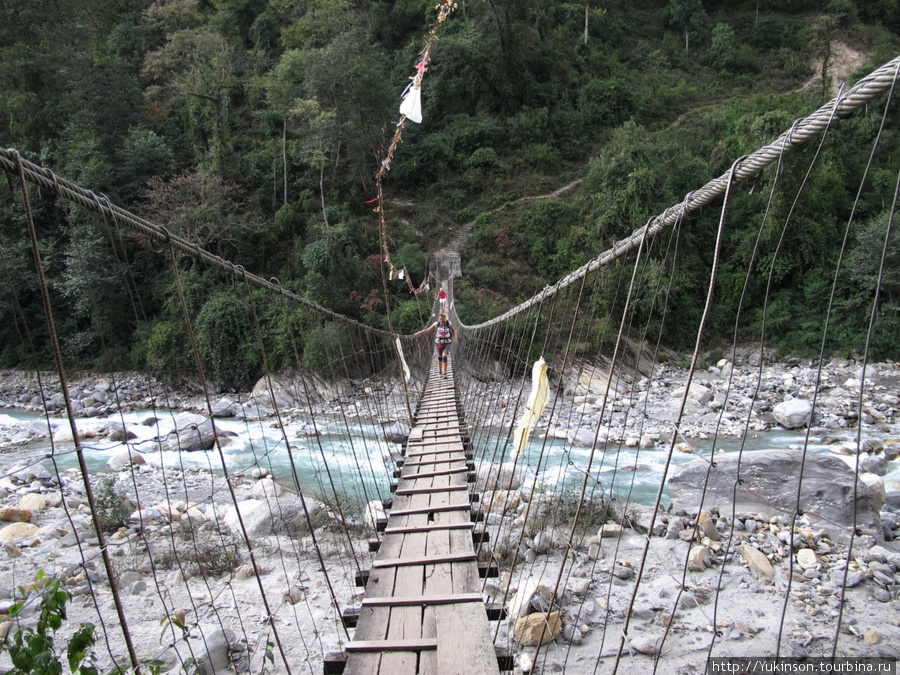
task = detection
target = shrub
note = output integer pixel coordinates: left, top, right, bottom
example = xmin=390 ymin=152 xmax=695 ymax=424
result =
xmin=454 ymin=207 xmax=478 ymax=225
xmin=1 ymin=571 xmax=101 ymax=675
xmin=94 ymin=475 xmax=133 ymax=533
xmin=392 ymin=299 xmax=427 ymax=335
xmin=302 ymin=322 xmax=352 ymax=373
xmin=195 ymin=291 xmax=258 ymax=390
xmin=463 ymin=147 xmax=503 ymax=172
xmin=523 ymin=143 xmax=562 ymax=173
xmin=157 ymin=530 xmax=244 ymax=578
xmin=578 ymin=79 xmax=636 ymax=128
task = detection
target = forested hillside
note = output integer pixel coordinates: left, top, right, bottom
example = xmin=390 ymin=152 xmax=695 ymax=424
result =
xmin=1 ymin=0 xmax=899 ymax=388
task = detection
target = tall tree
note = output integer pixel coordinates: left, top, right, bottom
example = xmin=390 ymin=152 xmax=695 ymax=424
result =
xmin=668 ymin=0 xmax=707 ymax=54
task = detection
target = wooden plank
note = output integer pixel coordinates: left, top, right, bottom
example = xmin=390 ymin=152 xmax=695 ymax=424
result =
xmin=383 ymin=522 xmax=473 ymax=535
xmin=345 ymin=639 xmax=437 ymax=652
xmin=388 ymin=504 xmax=472 ymax=517
xmin=372 ymin=552 xmax=476 ymax=568
xmin=361 ymin=593 xmax=482 ymax=607
xmin=403 ymin=447 xmax=468 ymax=457
xmin=400 ymin=467 xmax=469 ymax=479
xmin=400 ymin=458 xmax=469 ymax=468
xmin=378 ymin=490 xmax=429 ymax=673
xmin=435 ymin=527 xmax=500 ymax=674
xmin=393 ymin=484 xmax=468 ymax=495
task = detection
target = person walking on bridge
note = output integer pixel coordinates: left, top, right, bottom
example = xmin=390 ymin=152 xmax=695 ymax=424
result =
xmin=415 ymin=313 xmax=457 ymax=378
xmin=438 ymin=287 xmax=447 ymax=313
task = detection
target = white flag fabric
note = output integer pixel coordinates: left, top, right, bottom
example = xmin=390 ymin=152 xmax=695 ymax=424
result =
xmin=400 ymin=83 xmax=422 ymax=123
xmin=396 ymin=336 xmax=411 ymax=382
xmin=512 ymin=357 xmax=549 ymax=459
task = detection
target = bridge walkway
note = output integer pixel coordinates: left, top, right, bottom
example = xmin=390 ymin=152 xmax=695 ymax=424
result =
xmin=340 ymin=355 xmax=500 ymax=675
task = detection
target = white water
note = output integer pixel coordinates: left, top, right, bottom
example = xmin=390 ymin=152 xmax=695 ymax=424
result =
xmin=1 ymin=409 xmax=897 ymax=509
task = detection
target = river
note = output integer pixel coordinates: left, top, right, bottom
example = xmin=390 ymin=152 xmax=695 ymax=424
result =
xmin=0 ymin=408 xmax=897 ymax=510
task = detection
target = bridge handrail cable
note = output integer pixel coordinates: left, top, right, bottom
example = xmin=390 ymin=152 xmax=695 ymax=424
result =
xmin=0 ymin=148 xmax=399 ymax=340
xmin=460 ymin=54 xmax=900 ymax=331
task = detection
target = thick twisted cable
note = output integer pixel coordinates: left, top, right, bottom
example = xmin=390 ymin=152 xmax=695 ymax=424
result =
xmin=0 ymin=151 xmax=396 ymax=338
xmin=466 ymin=53 xmax=900 ymax=330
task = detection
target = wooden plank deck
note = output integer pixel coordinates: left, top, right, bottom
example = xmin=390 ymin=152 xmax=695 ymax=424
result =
xmin=343 ymin=360 xmax=499 ymax=675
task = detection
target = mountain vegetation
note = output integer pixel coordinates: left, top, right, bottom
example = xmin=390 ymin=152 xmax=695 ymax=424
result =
xmin=1 ymin=0 xmax=899 ymax=388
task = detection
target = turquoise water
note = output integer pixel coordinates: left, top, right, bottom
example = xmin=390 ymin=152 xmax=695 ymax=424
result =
xmin=2 ymin=409 xmax=897 ymax=509
xmin=0 ymin=410 xmax=399 ymax=507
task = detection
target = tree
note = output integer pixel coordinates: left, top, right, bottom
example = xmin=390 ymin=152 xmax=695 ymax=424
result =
xmin=141 ymin=170 xmax=259 ymax=255
xmin=668 ymin=0 xmax=707 ymax=54
xmin=811 ymin=1 xmax=855 ymax=97
xmin=708 ymin=22 xmax=736 ymax=71
xmin=142 ymin=22 xmax=239 ymax=171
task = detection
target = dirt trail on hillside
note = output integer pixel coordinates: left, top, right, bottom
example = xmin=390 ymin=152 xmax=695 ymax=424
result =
xmin=441 ymin=41 xmax=870 ymax=257
xmin=442 ymin=177 xmax=583 ymax=253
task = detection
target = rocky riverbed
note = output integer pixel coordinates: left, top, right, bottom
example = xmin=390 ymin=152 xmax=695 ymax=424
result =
xmin=0 ymin=351 xmax=896 ymax=674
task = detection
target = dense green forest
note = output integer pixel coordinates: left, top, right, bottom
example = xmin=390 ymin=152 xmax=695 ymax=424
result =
xmin=1 ymin=0 xmax=899 ymax=388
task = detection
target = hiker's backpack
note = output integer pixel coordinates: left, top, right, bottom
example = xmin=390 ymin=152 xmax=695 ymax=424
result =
xmin=436 ymin=324 xmax=453 ymax=344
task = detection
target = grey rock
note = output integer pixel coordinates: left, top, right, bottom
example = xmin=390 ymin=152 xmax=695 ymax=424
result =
xmin=118 ymin=571 xmax=143 ymax=586
xmin=106 ymin=423 xmax=137 ymax=442
xmin=530 ymin=531 xmax=551 ymax=554
xmin=872 ymin=571 xmax=894 ymax=587
xmin=223 ymin=495 xmax=326 ymax=538
xmin=476 ymin=462 xmax=526 ymax=492
xmin=128 ymin=580 xmax=147 ymax=595
xmin=876 ymin=644 xmax=900 ymax=659
xmin=667 ymin=449 xmax=882 ymax=543
xmin=630 ymin=634 xmax=665 ymax=656
xmin=211 ymin=398 xmax=236 ymax=417
xmin=613 ymin=565 xmax=634 ymax=580
xmin=859 ymin=454 xmax=887 ymax=476
xmin=152 ymin=413 xmax=218 ymax=453
xmin=832 ymin=571 xmax=862 ymax=588
xmin=107 ymin=448 xmax=146 ymax=471
xmin=130 ymin=508 xmax=161 ymax=523
xmin=773 ymin=399 xmax=812 ymax=429
xmin=195 ymin=628 xmax=235 ymax=675
xmin=665 ymin=518 xmax=683 ymax=540
xmin=866 ymin=545 xmax=889 ymax=564
xmin=872 ymin=587 xmax=891 ymax=602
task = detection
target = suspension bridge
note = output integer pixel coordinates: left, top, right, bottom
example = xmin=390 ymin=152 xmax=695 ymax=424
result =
xmin=0 ymin=54 xmax=898 ymax=675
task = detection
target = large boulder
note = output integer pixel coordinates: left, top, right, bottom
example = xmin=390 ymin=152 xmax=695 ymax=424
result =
xmin=251 ymin=478 xmax=283 ymax=499
xmin=773 ymin=398 xmax=813 ymax=429
xmin=0 ymin=522 xmax=38 ymax=542
xmin=514 ymin=612 xmax=561 ymax=646
xmin=250 ymin=371 xmax=311 ymax=409
xmin=670 ymin=382 xmax=713 ymax=404
xmin=476 ymin=462 xmax=526 ymax=492
xmin=667 ymin=449 xmax=881 ymax=543
xmin=153 ymin=413 xmax=218 ymax=453
xmin=569 ymin=426 xmax=605 ymax=449
xmin=211 ymin=397 xmax=236 ymax=417
xmin=223 ymin=495 xmax=325 ymax=538
xmin=106 ymin=423 xmax=137 ymax=442
xmin=194 ymin=628 xmax=236 ymax=675
xmin=107 ymin=448 xmax=146 ymax=471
